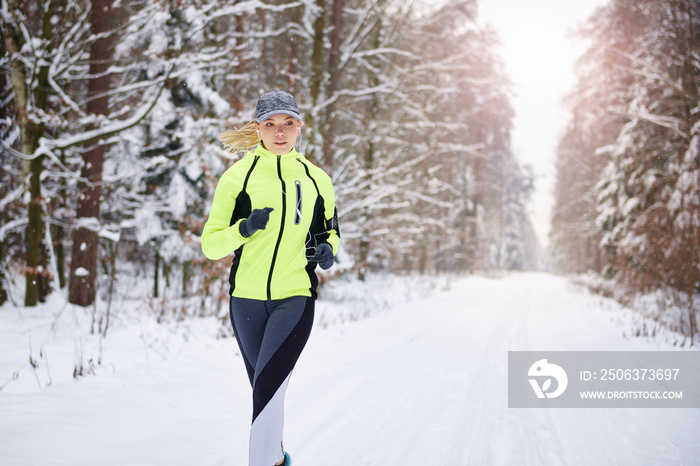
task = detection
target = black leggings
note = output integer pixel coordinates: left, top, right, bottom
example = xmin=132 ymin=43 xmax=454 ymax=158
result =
xmin=229 ymin=296 xmax=314 ymax=466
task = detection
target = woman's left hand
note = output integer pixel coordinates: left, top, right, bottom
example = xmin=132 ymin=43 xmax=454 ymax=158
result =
xmin=309 ymin=243 xmax=334 ymax=270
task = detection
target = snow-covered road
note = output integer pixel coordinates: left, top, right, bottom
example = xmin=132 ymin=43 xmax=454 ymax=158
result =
xmin=1 ymin=273 xmax=698 ymax=465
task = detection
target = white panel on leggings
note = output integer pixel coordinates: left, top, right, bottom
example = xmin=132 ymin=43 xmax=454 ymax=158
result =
xmin=248 ymin=373 xmax=291 ymax=466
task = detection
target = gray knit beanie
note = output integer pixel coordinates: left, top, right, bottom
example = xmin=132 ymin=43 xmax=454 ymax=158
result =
xmin=254 ymin=90 xmax=302 ymax=123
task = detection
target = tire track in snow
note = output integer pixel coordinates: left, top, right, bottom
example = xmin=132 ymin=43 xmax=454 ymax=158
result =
xmin=450 ymin=274 xmax=568 ymax=466
xmin=285 ymin=273 xmax=699 ymax=466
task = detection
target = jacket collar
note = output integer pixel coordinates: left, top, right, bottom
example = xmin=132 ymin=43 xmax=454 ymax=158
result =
xmin=254 ymin=143 xmax=302 ymax=160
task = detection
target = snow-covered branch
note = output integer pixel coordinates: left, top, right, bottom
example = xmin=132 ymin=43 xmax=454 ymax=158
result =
xmin=35 ymin=65 xmax=173 ymax=157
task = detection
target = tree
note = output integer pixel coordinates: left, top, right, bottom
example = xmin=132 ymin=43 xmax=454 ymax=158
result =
xmin=2 ymin=0 xmax=80 ymax=304
xmin=550 ymin=0 xmax=643 ymax=274
xmin=400 ymin=2 xmax=528 ymax=273
xmin=0 ymin=8 xmax=18 ymax=305
xmin=1 ymin=0 xmax=528 ymax=317
xmin=2 ymin=0 xmax=173 ymax=307
xmin=597 ymin=0 xmax=699 ymax=295
xmin=68 ymin=0 xmax=118 ymax=306
xmin=554 ymin=0 xmax=699 ymax=340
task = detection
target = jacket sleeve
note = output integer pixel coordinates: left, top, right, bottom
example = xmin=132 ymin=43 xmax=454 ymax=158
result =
xmin=201 ymin=165 xmax=249 ymax=260
xmin=318 ymin=173 xmax=341 ymax=255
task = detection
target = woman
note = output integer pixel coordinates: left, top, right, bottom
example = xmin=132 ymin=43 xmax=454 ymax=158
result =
xmin=201 ymin=90 xmax=340 ymax=466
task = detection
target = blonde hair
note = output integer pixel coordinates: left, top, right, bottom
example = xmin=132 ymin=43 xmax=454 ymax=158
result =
xmin=220 ymin=121 xmax=259 ymax=154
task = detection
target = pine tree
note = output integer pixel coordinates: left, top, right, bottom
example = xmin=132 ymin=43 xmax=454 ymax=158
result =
xmin=554 ymin=0 xmax=699 ymax=340
xmin=550 ymin=0 xmax=643 ymax=274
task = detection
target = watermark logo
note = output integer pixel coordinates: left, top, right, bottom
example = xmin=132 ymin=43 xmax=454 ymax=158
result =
xmin=509 ymin=351 xmax=700 ymax=408
xmin=528 ymin=358 xmax=568 ymax=399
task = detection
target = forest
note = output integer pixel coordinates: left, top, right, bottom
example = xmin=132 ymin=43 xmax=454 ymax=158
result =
xmin=1 ymin=0 xmax=537 ymax=320
xmin=2 ymin=0 xmax=698 ymax=342
xmin=550 ymin=0 xmax=699 ymax=341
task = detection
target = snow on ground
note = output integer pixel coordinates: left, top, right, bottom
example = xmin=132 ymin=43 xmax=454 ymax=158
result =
xmin=0 ymin=272 xmax=698 ymax=466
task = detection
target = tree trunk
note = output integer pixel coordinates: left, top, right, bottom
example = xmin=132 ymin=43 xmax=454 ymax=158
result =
xmin=4 ymin=0 xmax=54 ymax=305
xmin=53 ymin=150 xmax=68 ymax=289
xmin=309 ymin=0 xmax=326 ymax=105
xmin=306 ymin=0 xmax=326 ymax=164
xmin=0 ymin=239 xmax=6 ymax=305
xmin=356 ymin=21 xmax=383 ymax=281
xmin=154 ymin=249 xmax=160 ymax=298
xmin=69 ymin=0 xmax=115 ymax=306
xmin=321 ymin=0 xmax=344 ymax=172
xmin=26 ymin=153 xmax=47 ymax=305
xmin=0 ymin=17 xmax=11 ymax=306
xmin=470 ymin=116 xmax=486 ymax=271
xmin=182 ymin=260 xmax=191 ymax=298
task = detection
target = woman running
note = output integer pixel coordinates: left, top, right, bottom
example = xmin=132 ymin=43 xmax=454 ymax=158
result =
xmin=201 ymin=90 xmax=340 ymax=466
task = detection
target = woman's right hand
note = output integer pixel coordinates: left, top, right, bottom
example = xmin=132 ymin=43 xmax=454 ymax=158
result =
xmin=239 ymin=207 xmax=274 ymax=238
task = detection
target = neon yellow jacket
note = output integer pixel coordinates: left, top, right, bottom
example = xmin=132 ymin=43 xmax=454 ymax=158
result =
xmin=201 ymin=144 xmax=340 ymax=300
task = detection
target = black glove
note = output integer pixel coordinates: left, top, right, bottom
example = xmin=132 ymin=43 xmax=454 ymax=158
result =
xmin=239 ymin=207 xmax=274 ymax=238
xmin=309 ymin=242 xmax=334 ymax=270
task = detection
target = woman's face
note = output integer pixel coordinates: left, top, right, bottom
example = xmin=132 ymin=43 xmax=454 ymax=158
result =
xmin=256 ymin=114 xmax=301 ymax=155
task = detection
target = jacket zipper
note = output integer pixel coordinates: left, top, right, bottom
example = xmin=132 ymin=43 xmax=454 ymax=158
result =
xmin=294 ymin=180 xmax=302 ymax=225
xmin=267 ymin=156 xmax=286 ymax=300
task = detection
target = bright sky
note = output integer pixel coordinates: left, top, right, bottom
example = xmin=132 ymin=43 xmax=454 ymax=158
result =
xmin=476 ymin=0 xmax=607 ymax=249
